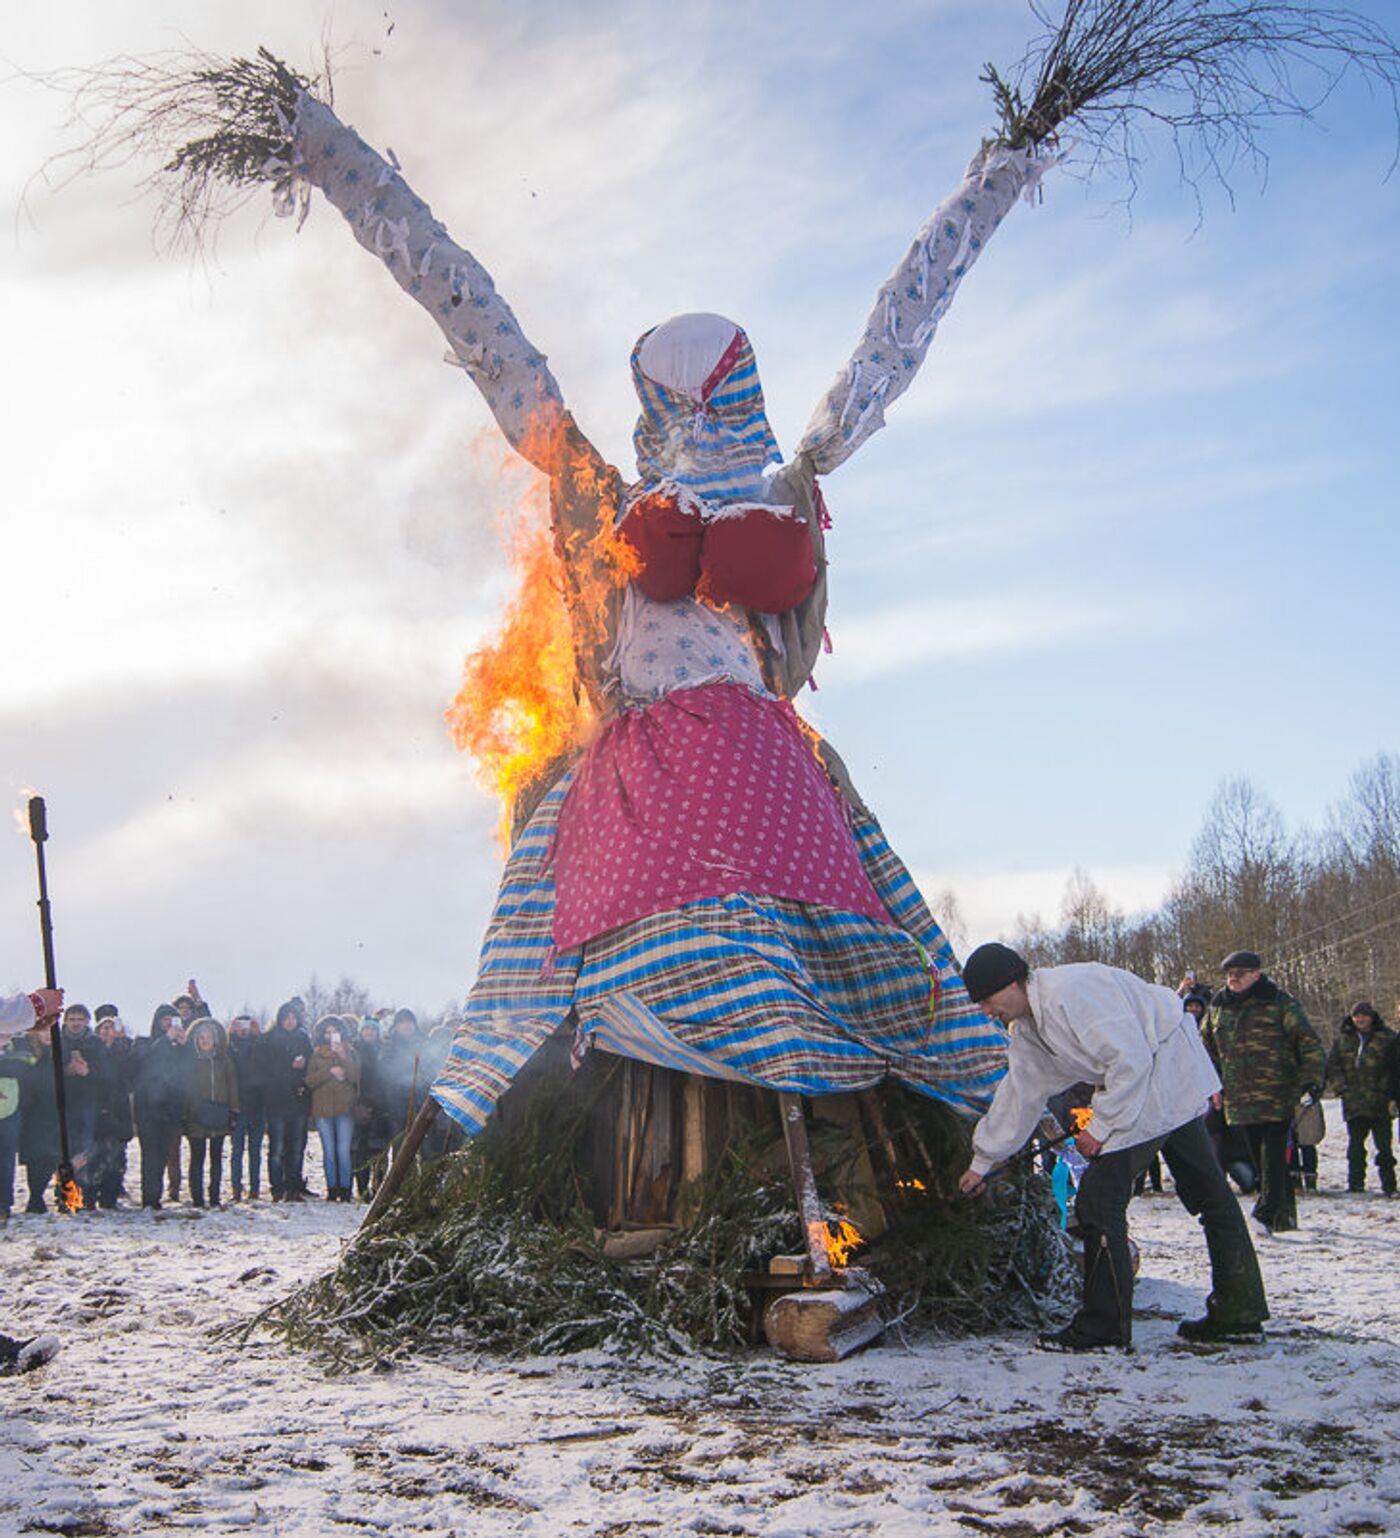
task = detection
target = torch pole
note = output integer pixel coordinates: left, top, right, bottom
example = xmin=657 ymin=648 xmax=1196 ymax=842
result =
xmin=27 ymin=797 xmax=75 ymax=1203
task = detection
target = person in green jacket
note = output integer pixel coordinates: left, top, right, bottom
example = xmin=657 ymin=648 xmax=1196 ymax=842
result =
xmin=1202 ymin=950 xmax=1324 ymax=1234
xmin=1324 ymin=1002 xmax=1397 ymax=1196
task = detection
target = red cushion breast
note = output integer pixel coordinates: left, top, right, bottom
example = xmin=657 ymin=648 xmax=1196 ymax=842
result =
xmin=699 ymin=505 xmax=817 ymax=614
xmin=617 ymin=489 xmax=704 ymax=602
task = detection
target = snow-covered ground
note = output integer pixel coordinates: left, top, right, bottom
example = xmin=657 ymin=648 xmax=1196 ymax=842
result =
xmin=4 ymin=1137 xmax=1399 ymax=1538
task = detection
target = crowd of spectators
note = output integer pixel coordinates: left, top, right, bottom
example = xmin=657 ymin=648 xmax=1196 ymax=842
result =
xmin=0 ymin=983 xmax=462 ymax=1217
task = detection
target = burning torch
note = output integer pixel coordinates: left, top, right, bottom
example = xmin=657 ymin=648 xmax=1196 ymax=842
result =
xmin=26 ymin=796 xmax=79 ymax=1212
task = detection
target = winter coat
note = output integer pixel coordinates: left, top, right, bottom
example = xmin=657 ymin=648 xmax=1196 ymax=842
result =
xmin=305 ymin=1043 xmax=361 ymax=1119
xmin=259 ymin=1023 xmax=313 ymax=1117
xmin=228 ymin=1032 xmax=269 ymax=1120
xmin=59 ymin=1025 xmax=102 ymax=1119
xmin=94 ymin=1038 xmax=135 ymax=1142
xmin=1203 ymin=977 xmax=1325 ymax=1126
xmin=1324 ymin=1020 xmax=1397 ymax=1123
xmin=19 ymin=1043 xmax=61 ymax=1164
xmin=352 ymin=1038 xmax=392 ymax=1148
xmin=185 ymin=1020 xmax=239 ymax=1137
xmin=133 ymin=1028 xmax=190 ymax=1127
xmin=970 ymin=962 xmax=1221 ymax=1174
xmin=0 ymin=1038 xmax=32 ymax=1138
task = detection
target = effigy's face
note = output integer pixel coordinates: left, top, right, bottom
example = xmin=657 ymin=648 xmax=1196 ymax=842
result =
xmin=631 ymin=313 xmax=779 ymax=498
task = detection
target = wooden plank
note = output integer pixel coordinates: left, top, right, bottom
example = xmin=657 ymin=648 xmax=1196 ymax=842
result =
xmin=779 ymin=1092 xmax=834 ymax=1285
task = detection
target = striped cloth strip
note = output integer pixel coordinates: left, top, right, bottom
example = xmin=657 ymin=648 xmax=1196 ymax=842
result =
xmin=429 ymin=767 xmax=1007 ymax=1134
xmin=630 ymin=327 xmax=780 ymax=502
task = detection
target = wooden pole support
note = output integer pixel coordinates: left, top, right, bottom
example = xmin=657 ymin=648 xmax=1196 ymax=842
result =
xmin=778 ymin=1092 xmax=833 ymax=1286
xmin=357 ymin=1095 xmax=440 ymax=1238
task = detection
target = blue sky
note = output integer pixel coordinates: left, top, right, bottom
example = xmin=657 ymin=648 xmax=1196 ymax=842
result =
xmin=2 ymin=0 xmax=1397 ymax=1017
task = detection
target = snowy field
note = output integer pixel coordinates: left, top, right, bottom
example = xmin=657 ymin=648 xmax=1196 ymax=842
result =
xmin=4 ymin=1137 xmax=1399 ymax=1538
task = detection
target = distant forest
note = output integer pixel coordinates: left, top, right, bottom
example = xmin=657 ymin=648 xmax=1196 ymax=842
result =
xmin=996 ymin=753 xmax=1400 ymax=1040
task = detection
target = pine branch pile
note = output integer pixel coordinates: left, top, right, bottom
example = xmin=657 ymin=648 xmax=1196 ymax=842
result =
xmin=241 ymin=1080 xmax=1074 ymax=1372
xmin=986 ymin=1 xmax=1400 ymax=188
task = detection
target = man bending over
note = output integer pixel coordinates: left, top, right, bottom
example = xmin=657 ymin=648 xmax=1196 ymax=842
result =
xmin=956 ymin=944 xmax=1267 ymax=1352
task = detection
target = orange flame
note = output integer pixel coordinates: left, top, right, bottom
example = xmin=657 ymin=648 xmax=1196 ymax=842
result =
xmin=1069 ymin=1106 xmax=1093 ymax=1134
xmin=445 ymin=413 xmax=637 ymax=848
xmin=823 ymin=1215 xmax=863 ymax=1268
xmin=896 ymin=1177 xmax=927 ymax=1193
xmin=12 ymin=787 xmax=38 ymax=839
xmin=57 ymin=1176 xmax=84 ymax=1214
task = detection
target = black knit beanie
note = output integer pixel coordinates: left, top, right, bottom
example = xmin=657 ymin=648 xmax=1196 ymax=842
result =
xmin=962 ymin=942 xmax=1029 ymax=1003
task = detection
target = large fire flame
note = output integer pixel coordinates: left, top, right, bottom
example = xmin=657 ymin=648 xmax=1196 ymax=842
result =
xmin=445 ymin=415 xmax=637 ymax=847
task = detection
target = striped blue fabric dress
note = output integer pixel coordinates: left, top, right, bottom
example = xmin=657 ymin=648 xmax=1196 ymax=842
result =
xmin=431 ymin=769 xmax=1008 ymax=1135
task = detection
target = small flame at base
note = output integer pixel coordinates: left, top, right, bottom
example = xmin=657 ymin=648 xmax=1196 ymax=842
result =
xmin=823 ymin=1213 xmax=864 ymax=1269
xmin=57 ymin=1177 xmax=84 ymax=1214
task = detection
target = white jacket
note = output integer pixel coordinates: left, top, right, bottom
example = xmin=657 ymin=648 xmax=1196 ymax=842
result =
xmin=0 ymin=993 xmax=37 ymax=1045
xmin=970 ymin=962 xmax=1220 ymax=1175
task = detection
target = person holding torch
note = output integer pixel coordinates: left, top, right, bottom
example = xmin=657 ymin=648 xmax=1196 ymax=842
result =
xmin=0 ymin=987 xmax=64 ymax=1374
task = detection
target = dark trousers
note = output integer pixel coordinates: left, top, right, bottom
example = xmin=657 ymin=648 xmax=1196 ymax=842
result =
xmin=1071 ymin=1115 xmax=1268 ymax=1345
xmin=266 ymin=1114 xmax=307 ymax=1198
xmin=0 ymin=1116 xmax=18 ymax=1213
xmin=67 ymin=1103 xmax=98 ymax=1203
xmin=352 ymin=1129 xmax=388 ymax=1198
xmin=139 ymin=1120 xmax=181 ymax=1207
xmin=1245 ymin=1121 xmax=1295 ymax=1232
xmin=230 ymin=1113 xmax=265 ymax=1196
xmin=25 ymin=1157 xmax=58 ymax=1212
xmin=165 ymin=1128 xmax=182 ymax=1200
xmin=90 ymin=1137 xmax=129 ymax=1208
xmin=187 ymin=1135 xmax=225 ymax=1205
xmin=1346 ymin=1116 xmax=1396 ymax=1193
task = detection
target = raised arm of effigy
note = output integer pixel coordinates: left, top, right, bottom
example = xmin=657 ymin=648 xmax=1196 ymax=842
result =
xmin=795 ymin=145 xmax=1052 ymax=476
xmin=284 ymin=93 xmax=570 ymax=475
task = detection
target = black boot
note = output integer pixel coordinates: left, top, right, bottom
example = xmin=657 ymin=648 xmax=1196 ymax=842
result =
xmin=1058 ymin=1229 xmax=1134 ymax=1348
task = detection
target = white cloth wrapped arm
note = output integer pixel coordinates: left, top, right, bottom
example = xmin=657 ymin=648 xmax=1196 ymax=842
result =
xmin=796 ymin=145 xmax=1050 ymax=475
xmin=0 ymin=993 xmax=37 ymax=1044
xmin=969 ymin=1028 xmax=1063 ymax=1177
xmin=288 ymin=94 xmax=567 ymax=473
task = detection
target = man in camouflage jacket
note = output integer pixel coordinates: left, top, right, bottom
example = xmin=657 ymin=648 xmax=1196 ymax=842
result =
xmin=1203 ymin=950 xmax=1324 ymax=1233
xmin=1323 ymin=1002 xmax=1397 ymax=1195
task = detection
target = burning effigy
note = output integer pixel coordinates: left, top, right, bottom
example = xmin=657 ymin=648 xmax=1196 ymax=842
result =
xmin=66 ymin=5 xmax=1400 ymax=1362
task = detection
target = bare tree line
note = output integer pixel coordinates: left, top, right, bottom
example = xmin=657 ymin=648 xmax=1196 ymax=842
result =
xmin=1011 ymin=753 xmax=1400 ymax=1040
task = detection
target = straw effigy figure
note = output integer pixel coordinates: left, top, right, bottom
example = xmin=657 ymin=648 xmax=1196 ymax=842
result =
xmin=56 ymin=3 xmax=1400 ymax=1353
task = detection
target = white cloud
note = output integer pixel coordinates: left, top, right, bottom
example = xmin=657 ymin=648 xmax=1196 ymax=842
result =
xmin=823 ymin=592 xmax=1152 ymax=682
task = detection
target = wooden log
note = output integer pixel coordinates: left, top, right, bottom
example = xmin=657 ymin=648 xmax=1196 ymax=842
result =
xmin=811 ymin=1095 xmax=887 ymax=1241
xmin=858 ymin=1090 xmax=903 ymax=1188
xmin=599 ymin=1226 xmax=677 ymax=1260
xmin=764 ymin=1278 xmax=887 ymax=1363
